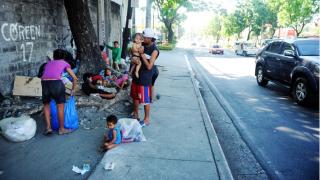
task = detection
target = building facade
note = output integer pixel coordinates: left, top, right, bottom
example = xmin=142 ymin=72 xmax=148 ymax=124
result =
xmin=0 ymin=0 xmax=128 ymax=96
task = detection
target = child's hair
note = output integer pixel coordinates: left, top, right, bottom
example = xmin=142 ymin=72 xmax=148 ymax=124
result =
xmin=134 ymin=33 xmax=143 ymax=40
xmin=113 ymin=41 xmax=119 ymax=44
xmin=106 ymin=114 xmax=118 ymax=124
xmin=53 ymin=49 xmax=65 ymax=60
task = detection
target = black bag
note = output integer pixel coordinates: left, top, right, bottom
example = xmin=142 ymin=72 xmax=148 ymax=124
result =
xmin=37 ymin=63 xmax=47 ymax=78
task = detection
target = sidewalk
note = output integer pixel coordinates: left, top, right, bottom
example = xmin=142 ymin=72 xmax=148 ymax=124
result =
xmin=89 ymin=49 xmax=233 ymax=180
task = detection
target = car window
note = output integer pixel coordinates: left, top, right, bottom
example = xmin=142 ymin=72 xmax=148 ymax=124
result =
xmin=266 ymin=42 xmax=282 ymax=54
xmin=295 ymin=40 xmax=320 ymax=56
xmin=281 ymin=43 xmax=295 ymax=54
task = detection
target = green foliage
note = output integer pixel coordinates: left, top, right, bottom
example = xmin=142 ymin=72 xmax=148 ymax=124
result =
xmin=158 ymin=43 xmax=175 ymax=50
xmin=275 ymin=0 xmax=318 ymax=36
xmin=154 ymin=0 xmax=191 ymax=43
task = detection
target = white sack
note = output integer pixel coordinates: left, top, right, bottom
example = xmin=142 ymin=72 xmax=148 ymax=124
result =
xmin=118 ymin=118 xmax=146 ymax=142
xmin=0 ymin=116 xmax=37 ymax=142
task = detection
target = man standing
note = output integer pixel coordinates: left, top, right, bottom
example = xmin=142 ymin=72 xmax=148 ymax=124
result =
xmin=105 ymin=41 xmax=122 ymax=71
xmin=130 ymin=28 xmax=159 ymax=126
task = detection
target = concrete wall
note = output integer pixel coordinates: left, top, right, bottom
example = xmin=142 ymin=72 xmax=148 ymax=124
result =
xmin=0 ymin=0 xmax=126 ymax=96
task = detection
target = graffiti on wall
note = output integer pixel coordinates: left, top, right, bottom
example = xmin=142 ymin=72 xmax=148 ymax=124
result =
xmin=1 ymin=23 xmax=41 ymax=62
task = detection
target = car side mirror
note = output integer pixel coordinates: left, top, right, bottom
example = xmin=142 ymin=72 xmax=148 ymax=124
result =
xmin=284 ymin=50 xmax=295 ymax=57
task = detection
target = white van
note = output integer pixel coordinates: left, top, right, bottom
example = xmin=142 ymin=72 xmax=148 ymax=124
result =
xmin=234 ymin=42 xmax=258 ymax=56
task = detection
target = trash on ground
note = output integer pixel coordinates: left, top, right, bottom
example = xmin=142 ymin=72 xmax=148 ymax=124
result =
xmin=118 ymin=118 xmax=146 ymax=142
xmin=82 ymin=163 xmax=90 ymax=171
xmin=72 ymin=164 xmax=90 ymax=175
xmin=0 ymin=116 xmax=36 ymax=142
xmin=104 ymin=162 xmax=115 ymax=170
xmin=12 ymin=76 xmax=42 ymax=97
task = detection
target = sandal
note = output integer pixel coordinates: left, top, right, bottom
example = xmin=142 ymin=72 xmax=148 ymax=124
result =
xmin=43 ymin=128 xmax=53 ymax=136
xmin=139 ymin=120 xmax=150 ymax=127
xmin=58 ymin=129 xmax=73 ymax=135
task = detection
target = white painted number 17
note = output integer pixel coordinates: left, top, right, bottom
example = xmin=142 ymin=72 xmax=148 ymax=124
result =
xmin=21 ymin=42 xmax=34 ymax=62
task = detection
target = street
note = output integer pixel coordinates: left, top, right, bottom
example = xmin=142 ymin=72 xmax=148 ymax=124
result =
xmin=184 ymin=46 xmax=319 ymax=180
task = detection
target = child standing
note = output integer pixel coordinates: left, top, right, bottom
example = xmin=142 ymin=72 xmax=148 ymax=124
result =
xmin=103 ymin=115 xmax=122 ymax=150
xmin=129 ymin=33 xmax=144 ymax=78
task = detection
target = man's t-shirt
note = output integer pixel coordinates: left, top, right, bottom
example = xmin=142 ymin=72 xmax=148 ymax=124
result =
xmin=41 ymin=60 xmax=71 ymax=80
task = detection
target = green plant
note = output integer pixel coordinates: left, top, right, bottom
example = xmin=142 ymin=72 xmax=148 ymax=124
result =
xmin=158 ymin=43 xmax=175 ymax=51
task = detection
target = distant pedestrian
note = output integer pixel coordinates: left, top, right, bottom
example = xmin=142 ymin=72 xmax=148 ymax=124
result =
xmin=130 ymin=28 xmax=160 ymax=126
xmin=103 ymin=115 xmax=122 ymax=150
xmin=105 ymin=41 xmax=122 ymax=71
xmin=41 ymin=49 xmax=78 ymax=135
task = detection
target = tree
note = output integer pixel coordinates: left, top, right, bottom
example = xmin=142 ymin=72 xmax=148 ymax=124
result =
xmin=121 ymin=0 xmax=133 ymax=59
xmin=277 ymin=0 xmax=319 ymax=37
xmin=64 ymin=0 xmax=103 ymax=74
xmin=154 ymin=0 xmax=191 ymax=43
xmin=227 ymin=9 xmax=247 ymax=39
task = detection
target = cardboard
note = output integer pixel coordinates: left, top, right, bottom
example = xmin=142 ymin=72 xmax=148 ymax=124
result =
xmin=13 ymin=76 xmax=42 ymax=97
xmin=13 ymin=76 xmax=79 ymax=97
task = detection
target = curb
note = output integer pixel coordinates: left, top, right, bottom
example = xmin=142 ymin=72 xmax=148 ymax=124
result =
xmin=185 ymin=56 xmax=234 ymax=180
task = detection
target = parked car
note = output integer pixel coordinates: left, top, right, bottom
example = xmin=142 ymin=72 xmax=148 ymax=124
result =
xmin=235 ymin=42 xmax=258 ymax=56
xmin=255 ymin=38 xmax=320 ymax=105
xmin=209 ymin=45 xmax=224 ymax=54
xmin=261 ymin=39 xmax=274 ymax=47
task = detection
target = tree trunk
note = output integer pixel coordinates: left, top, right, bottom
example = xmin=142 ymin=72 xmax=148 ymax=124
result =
xmin=247 ymin=27 xmax=251 ymax=41
xmin=146 ymin=0 xmax=152 ymax=28
xmin=215 ymin=34 xmax=220 ymax=43
xmin=165 ymin=22 xmax=174 ymax=43
xmin=271 ymin=28 xmax=276 ymax=38
xmin=121 ymin=0 xmax=132 ymax=59
xmin=64 ymin=0 xmax=102 ymax=75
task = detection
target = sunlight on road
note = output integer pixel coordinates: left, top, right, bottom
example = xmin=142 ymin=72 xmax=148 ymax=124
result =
xmin=195 ymin=57 xmax=256 ymax=79
xmin=275 ymin=126 xmax=318 ymax=142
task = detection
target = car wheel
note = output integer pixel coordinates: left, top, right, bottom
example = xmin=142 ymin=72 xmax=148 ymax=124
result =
xmin=243 ymin=51 xmax=248 ymax=56
xmin=256 ymin=65 xmax=268 ymax=86
xmin=292 ymin=77 xmax=312 ymax=105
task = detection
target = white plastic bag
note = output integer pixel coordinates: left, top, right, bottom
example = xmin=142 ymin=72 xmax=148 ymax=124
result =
xmin=118 ymin=118 xmax=146 ymax=142
xmin=0 ymin=116 xmax=37 ymax=142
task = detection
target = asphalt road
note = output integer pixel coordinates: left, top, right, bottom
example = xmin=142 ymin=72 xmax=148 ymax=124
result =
xmin=187 ymin=47 xmax=319 ymax=180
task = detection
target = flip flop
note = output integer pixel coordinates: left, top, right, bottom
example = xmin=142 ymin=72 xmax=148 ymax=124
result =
xmin=139 ymin=120 xmax=150 ymax=127
xmin=43 ymin=128 xmax=53 ymax=136
xmin=58 ymin=129 xmax=73 ymax=135
xmin=139 ymin=120 xmax=146 ymax=127
xmin=128 ymin=114 xmax=140 ymax=121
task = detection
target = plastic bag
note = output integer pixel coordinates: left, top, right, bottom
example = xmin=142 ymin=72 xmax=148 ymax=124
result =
xmin=50 ymin=100 xmax=59 ymax=130
xmin=64 ymin=96 xmax=79 ymax=129
xmin=118 ymin=118 xmax=146 ymax=143
xmin=50 ymin=96 xmax=79 ymax=130
xmin=0 ymin=116 xmax=37 ymax=142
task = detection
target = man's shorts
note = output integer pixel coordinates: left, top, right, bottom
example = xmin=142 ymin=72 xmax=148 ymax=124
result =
xmin=130 ymin=82 xmax=151 ymax=104
xmin=41 ymin=80 xmax=66 ymax=104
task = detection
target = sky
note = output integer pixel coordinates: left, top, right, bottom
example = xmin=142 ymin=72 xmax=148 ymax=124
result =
xmin=182 ymin=0 xmax=237 ymax=37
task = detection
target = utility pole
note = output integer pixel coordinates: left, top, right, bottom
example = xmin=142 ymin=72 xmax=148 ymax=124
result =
xmin=146 ymin=0 xmax=152 ymax=28
xmin=121 ymin=0 xmax=133 ymax=59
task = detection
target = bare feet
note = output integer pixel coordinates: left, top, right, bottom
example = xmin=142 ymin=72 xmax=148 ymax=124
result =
xmin=104 ymin=143 xmax=117 ymax=150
